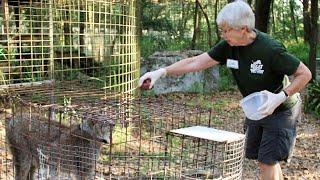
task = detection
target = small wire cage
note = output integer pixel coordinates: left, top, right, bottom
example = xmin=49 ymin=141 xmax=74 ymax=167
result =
xmin=0 ymin=85 xmax=245 ymax=179
xmin=167 ymin=126 xmax=245 ymax=180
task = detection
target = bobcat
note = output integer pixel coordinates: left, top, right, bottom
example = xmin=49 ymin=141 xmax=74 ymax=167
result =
xmin=5 ymin=111 xmax=113 ymax=180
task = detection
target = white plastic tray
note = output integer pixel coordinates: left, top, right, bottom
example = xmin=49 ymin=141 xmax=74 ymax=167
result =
xmin=170 ymin=126 xmax=245 ymax=143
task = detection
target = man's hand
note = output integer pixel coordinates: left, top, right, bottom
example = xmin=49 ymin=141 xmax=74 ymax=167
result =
xmin=257 ymin=90 xmax=287 ymax=116
xmin=139 ymin=68 xmax=167 ymax=90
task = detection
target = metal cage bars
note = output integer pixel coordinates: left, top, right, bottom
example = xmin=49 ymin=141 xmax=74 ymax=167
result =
xmin=0 ymin=0 xmax=139 ymax=93
xmin=0 ymin=87 xmax=245 ymax=179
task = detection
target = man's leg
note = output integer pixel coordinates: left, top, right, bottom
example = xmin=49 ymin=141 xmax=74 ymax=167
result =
xmin=257 ymin=99 xmax=301 ymax=179
xmin=259 ymin=162 xmax=283 ymax=180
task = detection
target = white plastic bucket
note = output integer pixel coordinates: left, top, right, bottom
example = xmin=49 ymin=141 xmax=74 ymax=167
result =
xmin=240 ymin=92 xmax=268 ymax=120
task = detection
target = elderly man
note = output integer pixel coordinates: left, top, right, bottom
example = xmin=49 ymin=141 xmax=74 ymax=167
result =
xmin=139 ymin=0 xmax=312 ymax=179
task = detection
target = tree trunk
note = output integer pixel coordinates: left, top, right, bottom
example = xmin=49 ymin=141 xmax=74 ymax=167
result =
xmin=308 ymin=0 xmax=318 ymax=80
xmin=136 ymin=0 xmax=143 ymax=38
xmin=135 ymin=0 xmax=142 ymax=72
xmin=214 ymin=0 xmax=220 ymax=43
xmin=190 ymin=1 xmax=200 ymax=50
xmin=177 ymin=1 xmax=185 ymax=38
xmin=281 ymin=1 xmax=286 ymax=36
xmin=303 ymin=0 xmax=311 ymax=42
xmin=270 ymin=0 xmax=276 ymax=35
xmin=289 ymin=0 xmax=298 ymax=42
xmin=255 ymin=0 xmax=272 ymax=33
xmin=196 ymin=0 xmax=213 ymax=47
xmin=178 ymin=1 xmax=191 ymax=39
xmin=182 ymin=4 xmax=191 ymax=36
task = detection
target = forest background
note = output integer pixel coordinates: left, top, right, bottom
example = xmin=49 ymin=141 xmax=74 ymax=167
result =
xmin=137 ymin=0 xmax=319 ymax=117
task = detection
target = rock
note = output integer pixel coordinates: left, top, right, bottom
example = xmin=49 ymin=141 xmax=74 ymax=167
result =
xmin=140 ymin=50 xmax=219 ymax=94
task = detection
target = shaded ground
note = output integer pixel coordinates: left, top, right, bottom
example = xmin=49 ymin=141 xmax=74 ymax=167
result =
xmin=161 ymin=90 xmax=320 ymax=179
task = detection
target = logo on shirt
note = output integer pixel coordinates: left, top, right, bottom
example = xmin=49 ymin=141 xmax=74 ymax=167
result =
xmin=250 ymin=60 xmax=264 ymax=74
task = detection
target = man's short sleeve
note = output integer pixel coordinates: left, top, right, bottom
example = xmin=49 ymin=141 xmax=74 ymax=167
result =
xmin=207 ymin=40 xmax=229 ymax=65
xmin=271 ymin=46 xmax=300 ymax=76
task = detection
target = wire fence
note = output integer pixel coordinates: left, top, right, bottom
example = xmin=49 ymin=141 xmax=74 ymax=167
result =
xmin=0 ymin=0 xmax=139 ymax=93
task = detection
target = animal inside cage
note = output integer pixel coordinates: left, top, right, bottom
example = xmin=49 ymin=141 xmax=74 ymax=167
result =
xmin=0 ymin=84 xmax=245 ymax=179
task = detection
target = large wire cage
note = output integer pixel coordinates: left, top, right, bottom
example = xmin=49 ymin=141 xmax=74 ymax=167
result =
xmin=0 ymin=86 xmax=245 ymax=179
xmin=0 ymin=0 xmax=139 ymax=93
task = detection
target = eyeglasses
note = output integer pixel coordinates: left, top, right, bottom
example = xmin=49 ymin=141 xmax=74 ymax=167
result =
xmin=218 ymin=27 xmax=233 ymax=35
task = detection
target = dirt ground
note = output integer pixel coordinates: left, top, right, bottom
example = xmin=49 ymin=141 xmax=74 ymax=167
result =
xmin=162 ymin=90 xmax=320 ymax=179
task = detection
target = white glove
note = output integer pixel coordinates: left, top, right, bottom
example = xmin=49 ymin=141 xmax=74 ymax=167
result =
xmin=139 ymin=68 xmax=167 ymax=89
xmin=257 ymin=90 xmax=287 ymax=116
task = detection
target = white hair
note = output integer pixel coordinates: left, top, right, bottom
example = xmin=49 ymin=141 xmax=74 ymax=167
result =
xmin=216 ymin=0 xmax=255 ymax=30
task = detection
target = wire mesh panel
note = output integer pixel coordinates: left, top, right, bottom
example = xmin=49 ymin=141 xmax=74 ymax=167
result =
xmin=0 ymin=87 xmax=245 ymax=179
xmin=0 ymin=0 xmax=139 ymax=93
xmin=106 ymin=97 xmax=213 ymax=179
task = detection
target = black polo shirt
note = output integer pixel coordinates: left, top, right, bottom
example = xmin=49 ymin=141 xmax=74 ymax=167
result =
xmin=207 ymin=30 xmax=300 ymax=109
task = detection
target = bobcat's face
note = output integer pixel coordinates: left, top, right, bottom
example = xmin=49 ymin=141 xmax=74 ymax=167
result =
xmin=93 ymin=120 xmax=113 ymax=144
xmin=86 ymin=114 xmax=114 ymax=144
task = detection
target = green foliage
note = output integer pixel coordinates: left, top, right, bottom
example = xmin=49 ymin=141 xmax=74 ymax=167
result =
xmin=286 ymin=41 xmax=320 ymax=69
xmin=217 ymin=66 xmax=236 ymax=91
xmin=166 ymin=38 xmax=192 ymax=51
xmin=140 ymin=36 xmax=191 ymax=58
xmin=304 ymin=80 xmax=320 ymax=117
xmin=0 ymin=45 xmax=7 ymax=60
xmin=141 ymin=1 xmax=173 ymax=32
xmin=54 ymin=65 xmax=82 ymax=82
xmin=140 ymin=36 xmax=163 ymax=58
xmin=270 ymin=0 xmax=304 ymax=41
xmin=141 ymin=89 xmax=157 ymax=97
xmin=211 ymin=117 xmax=223 ymax=125
xmin=286 ymin=42 xmax=310 ymax=65
xmin=188 ymin=81 xmax=204 ymax=93
xmin=139 ymin=1 xmax=216 ymax=58
xmin=143 ymin=17 xmax=173 ymax=32
xmin=0 ymin=46 xmax=7 ymax=84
